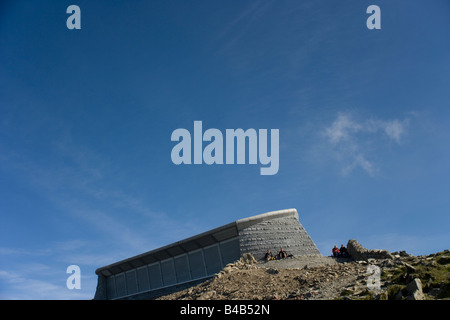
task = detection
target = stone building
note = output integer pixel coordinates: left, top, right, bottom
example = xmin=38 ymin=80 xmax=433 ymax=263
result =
xmin=93 ymin=208 xmax=320 ymax=300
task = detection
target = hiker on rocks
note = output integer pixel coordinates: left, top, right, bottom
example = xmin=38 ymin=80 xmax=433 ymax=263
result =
xmin=332 ymin=245 xmax=340 ymax=257
xmin=278 ymin=248 xmax=288 ymax=259
xmin=339 ymin=244 xmax=349 ymax=258
xmin=264 ymin=249 xmax=275 ymax=261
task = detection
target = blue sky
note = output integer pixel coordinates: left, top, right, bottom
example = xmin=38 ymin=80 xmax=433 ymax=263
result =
xmin=1 ymin=0 xmax=449 ymax=299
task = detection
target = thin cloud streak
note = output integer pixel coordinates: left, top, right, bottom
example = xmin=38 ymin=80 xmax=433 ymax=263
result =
xmin=0 ymin=268 xmax=93 ymax=300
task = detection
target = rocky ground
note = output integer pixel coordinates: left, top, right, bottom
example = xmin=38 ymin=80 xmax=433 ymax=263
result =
xmin=157 ymin=241 xmax=450 ymax=300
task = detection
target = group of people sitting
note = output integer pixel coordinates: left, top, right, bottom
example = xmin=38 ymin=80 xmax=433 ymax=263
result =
xmin=332 ymin=244 xmax=349 ymax=258
xmin=263 ymin=244 xmax=349 ymax=261
xmin=264 ymin=248 xmax=293 ymax=261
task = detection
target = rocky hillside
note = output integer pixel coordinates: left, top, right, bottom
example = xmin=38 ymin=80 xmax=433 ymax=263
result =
xmin=157 ymin=240 xmax=449 ymax=300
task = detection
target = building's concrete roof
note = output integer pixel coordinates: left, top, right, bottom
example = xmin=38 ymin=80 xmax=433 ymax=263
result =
xmin=95 ymin=208 xmax=298 ymax=276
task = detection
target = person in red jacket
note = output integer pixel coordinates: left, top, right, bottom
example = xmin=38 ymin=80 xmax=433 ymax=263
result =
xmin=332 ymin=245 xmax=340 ymax=257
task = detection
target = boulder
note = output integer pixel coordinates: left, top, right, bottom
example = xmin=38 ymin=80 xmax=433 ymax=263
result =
xmin=403 ymin=278 xmax=425 ymax=300
xmin=402 ymin=262 xmax=416 ymax=273
xmin=346 ymin=239 xmax=394 ymax=261
xmin=266 ymin=268 xmax=280 ymax=275
xmin=240 ymin=253 xmax=257 ymax=265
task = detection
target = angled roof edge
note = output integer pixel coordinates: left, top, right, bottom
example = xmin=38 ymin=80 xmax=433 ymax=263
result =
xmin=236 ymin=208 xmax=298 ymax=230
xmin=95 ymin=208 xmax=298 ymax=276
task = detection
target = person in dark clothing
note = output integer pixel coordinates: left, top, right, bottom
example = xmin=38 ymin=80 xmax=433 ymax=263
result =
xmin=278 ymin=248 xmax=288 ymax=259
xmin=264 ymin=249 xmax=274 ymax=261
xmin=340 ymin=244 xmax=349 ymax=258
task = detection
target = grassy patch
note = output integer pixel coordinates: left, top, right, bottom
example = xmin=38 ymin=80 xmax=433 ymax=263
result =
xmin=436 ymin=255 xmax=450 ymax=265
xmin=340 ymin=289 xmax=353 ymax=297
xmin=381 ymin=265 xmax=407 ymax=284
xmin=382 ymin=251 xmax=450 ymax=299
xmin=387 ymin=284 xmax=403 ymax=300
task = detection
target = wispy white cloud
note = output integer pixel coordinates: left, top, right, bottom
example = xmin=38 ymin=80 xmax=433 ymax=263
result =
xmin=325 ymin=113 xmax=362 ymax=144
xmin=325 ymin=113 xmax=409 ymax=145
xmin=365 ymin=118 xmax=408 ymax=143
xmin=0 ymin=240 xmax=107 ymax=300
xmin=0 ymin=130 xmax=213 ymax=299
xmin=0 ymin=268 xmax=93 ymax=300
xmin=0 ymin=130 xmax=186 ymax=251
xmin=323 ymin=112 xmax=410 ymax=176
xmin=342 ymin=154 xmax=376 ymax=176
xmin=0 ymin=247 xmax=51 ymax=257
xmin=214 ymin=0 xmax=275 ymax=53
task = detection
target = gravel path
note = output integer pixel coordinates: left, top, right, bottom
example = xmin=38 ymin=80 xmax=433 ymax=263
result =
xmin=257 ymin=255 xmax=353 ymax=270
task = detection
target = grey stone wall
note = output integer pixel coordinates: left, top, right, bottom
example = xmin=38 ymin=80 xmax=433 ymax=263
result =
xmin=346 ymin=239 xmax=394 ymax=261
xmin=238 ymin=214 xmax=321 ymax=260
